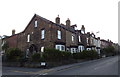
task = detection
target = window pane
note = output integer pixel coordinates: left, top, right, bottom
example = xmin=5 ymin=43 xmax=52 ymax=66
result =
xmin=27 ymin=34 xmax=30 ymax=42
xmin=55 ymin=45 xmax=65 ymax=51
xmin=72 ymin=34 xmax=74 ymax=42
xmin=61 ymin=45 xmax=65 ymax=51
xmin=35 ymin=20 xmax=38 ymax=27
xmin=41 ymin=30 xmax=45 ymax=39
xmin=56 ymin=45 xmax=60 ymax=50
xmin=41 ymin=46 xmax=44 ymax=52
xmin=58 ymin=30 xmax=61 ymax=39
xmin=79 ymin=35 xmax=81 ymax=42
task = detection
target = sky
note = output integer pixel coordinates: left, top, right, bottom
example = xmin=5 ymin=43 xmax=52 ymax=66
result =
xmin=0 ymin=0 xmax=119 ymax=44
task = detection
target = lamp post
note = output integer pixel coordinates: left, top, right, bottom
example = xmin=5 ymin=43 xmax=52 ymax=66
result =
xmin=96 ymin=31 xmax=101 ymax=56
xmin=0 ymin=36 xmax=2 ymax=53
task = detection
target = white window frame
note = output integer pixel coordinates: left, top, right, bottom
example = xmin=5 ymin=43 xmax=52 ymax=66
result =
xmin=35 ymin=20 xmax=38 ymax=27
xmin=41 ymin=29 xmax=45 ymax=39
xmin=57 ymin=30 xmax=61 ymax=39
xmin=27 ymin=34 xmax=30 ymax=42
xmin=41 ymin=46 xmax=44 ymax=52
xmin=72 ymin=34 xmax=75 ymax=42
xmin=70 ymin=48 xmax=77 ymax=53
xmin=79 ymin=35 xmax=81 ymax=42
xmin=55 ymin=45 xmax=65 ymax=51
xmin=78 ymin=45 xmax=84 ymax=52
xmin=87 ymin=38 xmax=89 ymax=44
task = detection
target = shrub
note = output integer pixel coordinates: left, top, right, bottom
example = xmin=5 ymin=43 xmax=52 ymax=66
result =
xmin=5 ymin=48 xmax=23 ymax=62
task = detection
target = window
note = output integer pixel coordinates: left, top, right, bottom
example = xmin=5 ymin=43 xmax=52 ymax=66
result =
xmin=56 ymin=45 xmax=60 ymax=50
xmin=41 ymin=29 xmax=45 ymax=39
xmin=55 ymin=45 xmax=65 ymax=51
xmin=35 ymin=20 xmax=38 ymax=27
xmin=41 ymin=46 xmax=44 ymax=52
xmin=70 ymin=48 xmax=77 ymax=53
xmin=81 ymin=30 xmax=84 ymax=34
xmin=26 ymin=49 xmax=29 ymax=58
xmin=79 ymin=35 xmax=81 ymax=42
xmin=57 ymin=30 xmax=61 ymax=39
xmin=72 ymin=34 xmax=75 ymax=42
xmin=61 ymin=46 xmax=65 ymax=51
xmin=87 ymin=38 xmax=89 ymax=44
xmin=27 ymin=34 xmax=30 ymax=42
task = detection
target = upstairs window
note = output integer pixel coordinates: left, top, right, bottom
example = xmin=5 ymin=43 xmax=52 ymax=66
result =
xmin=27 ymin=34 xmax=30 ymax=42
xmin=72 ymin=34 xmax=75 ymax=42
xmin=87 ymin=38 xmax=89 ymax=44
xmin=35 ymin=20 xmax=38 ymax=27
xmin=57 ymin=30 xmax=61 ymax=39
xmin=41 ymin=29 xmax=45 ymax=39
xmin=79 ymin=35 xmax=81 ymax=42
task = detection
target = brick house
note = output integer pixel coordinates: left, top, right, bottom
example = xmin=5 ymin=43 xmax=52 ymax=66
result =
xmin=85 ymin=32 xmax=101 ymax=54
xmin=3 ymin=14 xmax=119 ymax=57
xmin=7 ymin=14 xmax=120 ymax=56
xmin=15 ymin=14 xmax=87 ymax=55
xmin=3 ymin=32 xmax=18 ymax=49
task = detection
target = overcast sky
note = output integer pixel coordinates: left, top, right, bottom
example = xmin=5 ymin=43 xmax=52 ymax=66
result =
xmin=0 ymin=0 xmax=119 ymax=43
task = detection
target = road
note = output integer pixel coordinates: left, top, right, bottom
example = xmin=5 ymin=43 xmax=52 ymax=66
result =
xmin=2 ymin=56 xmax=119 ymax=76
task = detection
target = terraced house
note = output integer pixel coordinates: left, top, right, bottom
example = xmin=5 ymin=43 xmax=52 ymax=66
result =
xmin=3 ymin=14 xmax=116 ymax=56
xmin=3 ymin=14 xmax=87 ymax=55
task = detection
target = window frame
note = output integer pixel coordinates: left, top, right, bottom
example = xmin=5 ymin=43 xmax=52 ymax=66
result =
xmin=57 ymin=30 xmax=61 ymax=40
xmin=55 ymin=44 xmax=65 ymax=51
xmin=72 ymin=34 xmax=75 ymax=42
xmin=34 ymin=20 xmax=38 ymax=27
xmin=41 ymin=29 xmax=45 ymax=40
xmin=27 ymin=34 xmax=30 ymax=42
xmin=79 ymin=35 xmax=81 ymax=42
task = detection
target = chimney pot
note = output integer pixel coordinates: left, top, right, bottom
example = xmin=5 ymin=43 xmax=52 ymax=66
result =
xmin=12 ymin=29 xmax=15 ymax=35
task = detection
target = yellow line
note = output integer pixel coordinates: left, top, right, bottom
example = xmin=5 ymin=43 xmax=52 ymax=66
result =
xmin=11 ymin=69 xmax=55 ymax=74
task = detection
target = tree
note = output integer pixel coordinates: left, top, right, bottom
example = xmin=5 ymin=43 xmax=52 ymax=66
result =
xmin=2 ymin=42 xmax=9 ymax=52
xmin=101 ymin=46 xmax=115 ymax=56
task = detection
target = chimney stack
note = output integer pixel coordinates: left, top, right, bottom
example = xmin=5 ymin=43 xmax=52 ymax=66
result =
xmin=55 ymin=15 xmax=60 ymax=24
xmin=66 ymin=18 xmax=71 ymax=26
xmin=12 ymin=29 xmax=15 ymax=35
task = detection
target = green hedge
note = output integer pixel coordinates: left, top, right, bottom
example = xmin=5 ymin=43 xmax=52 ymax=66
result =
xmin=73 ymin=50 xmax=99 ymax=60
xmin=43 ymin=48 xmax=72 ymax=62
xmin=5 ymin=48 xmax=23 ymax=62
xmin=30 ymin=53 xmax=45 ymax=62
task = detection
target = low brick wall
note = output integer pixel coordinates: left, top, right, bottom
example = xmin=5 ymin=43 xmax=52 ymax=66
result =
xmin=3 ymin=62 xmax=21 ymax=67
xmin=2 ymin=59 xmax=77 ymax=68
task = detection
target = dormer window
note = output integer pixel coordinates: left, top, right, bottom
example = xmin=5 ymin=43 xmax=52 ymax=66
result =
xmin=35 ymin=20 xmax=38 ymax=27
xmin=57 ymin=30 xmax=61 ymax=39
